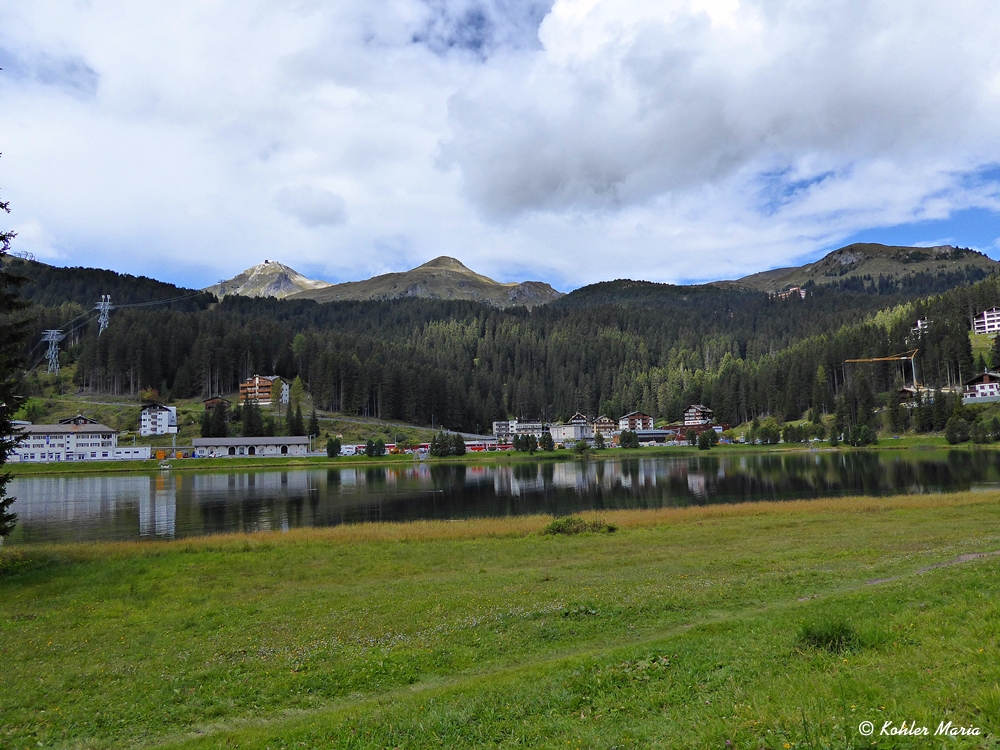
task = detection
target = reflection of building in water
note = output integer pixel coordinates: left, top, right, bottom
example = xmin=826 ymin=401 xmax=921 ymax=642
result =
xmin=141 ymin=473 xmax=177 ymax=538
xmin=10 ymin=474 xmax=176 ymax=539
xmin=493 ymin=464 xmax=546 ymax=496
xmin=686 ymin=473 xmax=708 ymax=498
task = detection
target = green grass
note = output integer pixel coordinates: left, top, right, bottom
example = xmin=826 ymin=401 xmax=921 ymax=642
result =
xmin=2 ymin=493 xmax=1000 ymax=748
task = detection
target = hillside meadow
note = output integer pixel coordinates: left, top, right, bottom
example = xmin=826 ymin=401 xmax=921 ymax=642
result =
xmin=1 ymin=494 xmax=998 ymax=748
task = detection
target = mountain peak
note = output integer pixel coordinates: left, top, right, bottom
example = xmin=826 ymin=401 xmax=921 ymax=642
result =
xmin=290 ymin=257 xmax=563 ymax=308
xmin=205 ymin=261 xmax=330 ymax=299
xmin=416 ymin=256 xmax=473 ymax=272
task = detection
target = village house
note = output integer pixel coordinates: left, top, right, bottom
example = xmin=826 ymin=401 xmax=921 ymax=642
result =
xmin=11 ymin=416 xmax=151 ymax=462
xmin=592 ymin=415 xmax=616 ymax=437
xmin=203 ymin=396 xmax=230 ymax=412
xmin=140 ymin=403 xmax=177 ymax=436
xmin=684 ymin=404 xmax=714 ymax=426
xmin=963 ymin=371 xmax=1000 ymax=403
xmin=618 ymin=411 xmax=653 ymax=431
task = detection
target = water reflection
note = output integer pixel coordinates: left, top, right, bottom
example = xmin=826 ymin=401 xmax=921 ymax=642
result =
xmin=9 ymin=450 xmax=1000 ymax=544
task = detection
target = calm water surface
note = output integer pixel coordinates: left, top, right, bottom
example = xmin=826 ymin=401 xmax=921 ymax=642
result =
xmin=8 ymin=450 xmax=1000 ymax=544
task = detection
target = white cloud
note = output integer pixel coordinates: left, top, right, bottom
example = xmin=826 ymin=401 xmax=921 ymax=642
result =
xmin=275 ymin=185 xmax=347 ymax=227
xmin=1 ymin=0 xmax=1000 ymax=291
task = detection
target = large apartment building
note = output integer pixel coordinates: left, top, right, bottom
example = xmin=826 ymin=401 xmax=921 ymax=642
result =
xmin=974 ymin=308 xmax=1000 ymax=335
xmin=12 ymin=415 xmax=150 ymax=462
xmin=140 ymin=403 xmax=178 ymax=436
xmin=239 ymin=375 xmax=288 ymax=405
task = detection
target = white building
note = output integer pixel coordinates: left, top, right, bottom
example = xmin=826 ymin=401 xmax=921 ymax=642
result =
xmin=192 ymin=436 xmax=309 ymax=457
xmin=140 ymin=404 xmax=178 ymax=436
xmin=11 ymin=416 xmax=151 ymax=462
xmin=683 ymin=405 xmax=714 ymax=426
xmin=549 ymin=422 xmax=593 ymax=444
xmin=973 ymin=308 xmax=1000 ymax=335
xmin=492 ymin=420 xmax=514 ymax=439
xmin=963 ymin=372 xmax=1000 ymax=403
xmin=514 ymin=421 xmax=547 ymax=438
xmin=492 ymin=419 xmax=549 ymax=440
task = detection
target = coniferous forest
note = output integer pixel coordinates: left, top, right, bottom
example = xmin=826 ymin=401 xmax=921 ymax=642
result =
xmin=11 ymin=257 xmax=1000 ymax=433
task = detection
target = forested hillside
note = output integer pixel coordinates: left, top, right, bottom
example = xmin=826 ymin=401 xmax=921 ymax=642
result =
xmin=14 ymin=256 xmax=996 ymax=433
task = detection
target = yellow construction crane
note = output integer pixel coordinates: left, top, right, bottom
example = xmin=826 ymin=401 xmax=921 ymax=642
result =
xmin=844 ymin=349 xmax=920 ymax=388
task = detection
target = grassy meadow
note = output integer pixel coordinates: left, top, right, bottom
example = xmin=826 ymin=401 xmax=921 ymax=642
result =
xmin=2 ymin=494 xmax=999 ymax=748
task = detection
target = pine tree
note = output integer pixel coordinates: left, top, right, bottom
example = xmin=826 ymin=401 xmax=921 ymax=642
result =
xmin=308 ymin=408 xmax=320 ymax=437
xmin=290 ymin=405 xmax=305 ymax=436
xmin=0 ymin=205 xmax=29 ymax=537
xmin=210 ymin=402 xmax=228 ymax=438
xmin=200 ymin=409 xmax=212 ymax=438
xmin=991 ymin=335 xmax=1000 ymax=371
xmin=242 ymin=399 xmax=264 ymax=437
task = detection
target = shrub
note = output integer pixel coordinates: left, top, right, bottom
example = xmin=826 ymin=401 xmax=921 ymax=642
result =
xmin=542 ymin=516 xmax=617 ymax=535
xmin=620 ymin=430 xmax=640 ymax=449
xmin=846 ymin=424 xmax=877 ymax=447
xmin=326 ymin=437 xmax=341 ymax=458
xmin=573 ymin=439 xmax=590 ymax=455
xmin=797 ymin=620 xmax=864 ymax=653
xmin=945 ymin=417 xmax=971 ymax=445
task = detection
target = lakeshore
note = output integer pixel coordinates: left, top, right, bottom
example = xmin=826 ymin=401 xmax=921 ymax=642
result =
xmin=1 ymin=491 xmax=998 ymax=748
xmin=4 ymin=434 xmax=960 ymax=477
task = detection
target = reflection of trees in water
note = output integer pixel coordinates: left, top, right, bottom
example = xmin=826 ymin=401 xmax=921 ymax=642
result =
xmin=22 ymin=450 xmax=1000 ymax=543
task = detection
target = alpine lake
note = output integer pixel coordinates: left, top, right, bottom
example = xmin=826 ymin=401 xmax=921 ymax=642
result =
xmin=7 ymin=447 xmax=1000 ymax=544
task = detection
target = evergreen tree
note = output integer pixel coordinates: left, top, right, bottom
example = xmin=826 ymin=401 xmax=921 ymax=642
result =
xmin=931 ymin=391 xmax=950 ymax=432
xmin=451 ymin=433 xmax=466 ymax=456
xmin=991 ymin=335 xmax=1000 ymax=370
xmin=0 ymin=208 xmax=30 ymax=537
xmin=945 ymin=416 xmax=970 ymax=444
xmin=200 ymin=409 xmax=212 ymax=438
xmin=593 ymin=432 xmax=605 ymax=449
xmin=365 ymin=439 xmax=376 ymax=457
xmin=326 ymin=436 xmax=341 ymax=457
xmin=539 ymin=432 xmax=555 ymax=451
xmin=290 ymin=405 xmax=305 ymax=437
xmin=210 ymin=402 xmax=228 ymax=438
xmin=374 ymin=439 xmax=386 ymax=457
xmin=308 ymin=408 xmax=320 ymax=437
xmin=242 ymin=399 xmax=264 ymax=437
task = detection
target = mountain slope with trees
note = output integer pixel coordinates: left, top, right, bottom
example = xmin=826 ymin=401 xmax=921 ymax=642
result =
xmin=15 ymin=256 xmax=992 ymax=436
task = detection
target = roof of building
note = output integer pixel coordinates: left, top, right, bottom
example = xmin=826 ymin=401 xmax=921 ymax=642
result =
xmin=141 ymin=403 xmax=174 ymax=412
xmin=568 ymin=412 xmax=588 ymax=423
xmin=685 ymin=404 xmax=713 ymax=412
xmin=192 ymin=436 xmax=309 ymax=446
xmin=965 ymin=371 xmax=1000 ymax=386
xmin=619 ymin=411 xmax=652 ymax=419
xmin=58 ymin=414 xmax=98 ymax=425
xmin=594 ymin=415 xmax=613 ymax=422
xmin=16 ymin=423 xmax=115 ymax=435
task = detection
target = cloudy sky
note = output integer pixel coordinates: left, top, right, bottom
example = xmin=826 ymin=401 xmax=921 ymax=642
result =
xmin=3 ymin=0 xmax=1000 ymax=292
